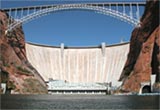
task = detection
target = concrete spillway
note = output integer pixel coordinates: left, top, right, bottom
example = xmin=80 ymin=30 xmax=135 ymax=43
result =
xmin=26 ymin=42 xmax=129 ymax=86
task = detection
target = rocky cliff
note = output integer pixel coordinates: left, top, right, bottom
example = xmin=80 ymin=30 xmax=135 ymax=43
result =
xmin=119 ymin=0 xmax=159 ymax=93
xmin=0 ymin=10 xmax=47 ymax=94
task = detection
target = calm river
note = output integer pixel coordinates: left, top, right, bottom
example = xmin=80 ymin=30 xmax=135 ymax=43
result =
xmin=1 ymin=94 xmax=159 ymax=110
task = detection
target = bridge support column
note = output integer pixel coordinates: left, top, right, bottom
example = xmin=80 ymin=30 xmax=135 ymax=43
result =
xmin=129 ymin=3 xmax=133 ymax=19
xmin=109 ymin=3 xmax=111 ymax=10
xmin=123 ymin=4 xmax=126 ymax=15
xmin=116 ymin=3 xmax=118 ymax=13
xmin=14 ymin=8 xmax=17 ymax=19
xmin=21 ymin=8 xmax=23 ymax=18
xmin=27 ymin=7 xmax=30 ymax=15
xmin=136 ymin=3 xmax=140 ymax=20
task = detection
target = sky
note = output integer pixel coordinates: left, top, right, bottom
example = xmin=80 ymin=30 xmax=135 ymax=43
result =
xmin=1 ymin=0 xmax=145 ymax=46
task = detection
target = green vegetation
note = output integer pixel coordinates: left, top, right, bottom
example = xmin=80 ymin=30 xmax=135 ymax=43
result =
xmin=124 ymin=68 xmax=131 ymax=76
xmin=0 ymin=54 xmax=3 ymax=61
xmin=16 ymin=66 xmax=31 ymax=74
xmin=0 ymin=55 xmax=10 ymax=67
xmin=3 ymin=63 xmax=10 ymax=67
xmin=1 ymin=71 xmax=9 ymax=83
xmin=0 ymin=88 xmax=3 ymax=94
xmin=22 ymin=78 xmax=47 ymax=94
xmin=7 ymin=81 xmax=16 ymax=90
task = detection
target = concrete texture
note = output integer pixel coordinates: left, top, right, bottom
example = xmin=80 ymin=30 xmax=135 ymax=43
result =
xmin=26 ymin=42 xmax=129 ymax=86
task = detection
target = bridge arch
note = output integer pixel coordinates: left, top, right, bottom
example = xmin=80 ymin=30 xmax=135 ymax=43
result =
xmin=7 ymin=4 xmax=140 ymax=32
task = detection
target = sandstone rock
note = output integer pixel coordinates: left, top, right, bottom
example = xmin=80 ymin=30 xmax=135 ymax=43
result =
xmin=119 ymin=0 xmax=159 ymax=92
xmin=0 ymin=10 xmax=47 ymax=94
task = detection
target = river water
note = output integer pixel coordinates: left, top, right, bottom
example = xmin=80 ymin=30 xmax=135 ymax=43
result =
xmin=1 ymin=94 xmax=159 ymax=110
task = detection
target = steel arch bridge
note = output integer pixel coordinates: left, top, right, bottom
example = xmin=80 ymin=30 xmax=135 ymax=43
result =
xmin=2 ymin=1 xmax=146 ymax=32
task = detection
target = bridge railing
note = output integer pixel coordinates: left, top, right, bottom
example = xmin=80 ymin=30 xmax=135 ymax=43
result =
xmin=2 ymin=2 xmax=145 ymax=32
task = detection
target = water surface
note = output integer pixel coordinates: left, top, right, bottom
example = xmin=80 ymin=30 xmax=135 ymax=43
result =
xmin=1 ymin=94 xmax=159 ymax=110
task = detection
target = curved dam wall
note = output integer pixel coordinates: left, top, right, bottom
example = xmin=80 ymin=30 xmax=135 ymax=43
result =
xmin=25 ymin=42 xmax=129 ymax=86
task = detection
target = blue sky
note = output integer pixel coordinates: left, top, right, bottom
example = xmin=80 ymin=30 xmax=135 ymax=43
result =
xmin=1 ymin=0 xmax=145 ymax=46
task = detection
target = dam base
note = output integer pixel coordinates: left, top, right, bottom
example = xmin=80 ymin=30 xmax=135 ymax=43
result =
xmin=47 ymin=79 xmax=111 ymax=94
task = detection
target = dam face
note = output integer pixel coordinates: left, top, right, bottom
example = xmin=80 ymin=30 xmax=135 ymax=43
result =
xmin=26 ymin=43 xmax=129 ymax=87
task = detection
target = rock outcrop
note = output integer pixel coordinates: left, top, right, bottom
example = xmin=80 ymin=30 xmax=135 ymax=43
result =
xmin=0 ymin=10 xmax=47 ymax=94
xmin=119 ymin=0 xmax=159 ymax=92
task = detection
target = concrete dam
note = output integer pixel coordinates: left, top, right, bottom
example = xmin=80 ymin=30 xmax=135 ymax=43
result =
xmin=25 ymin=42 xmax=129 ymax=88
